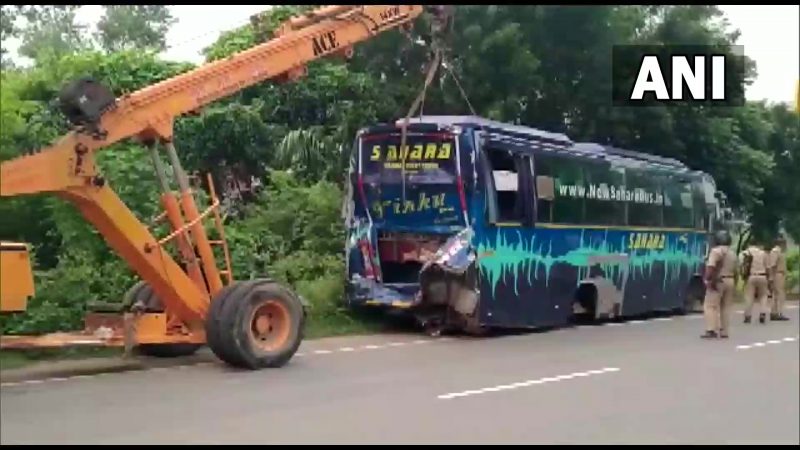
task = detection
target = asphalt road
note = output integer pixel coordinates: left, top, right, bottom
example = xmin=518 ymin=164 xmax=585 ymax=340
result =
xmin=1 ymin=306 xmax=798 ymax=445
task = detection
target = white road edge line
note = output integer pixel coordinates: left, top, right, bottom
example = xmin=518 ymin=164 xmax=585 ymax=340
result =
xmin=736 ymin=335 xmax=799 ymax=350
xmin=437 ymin=367 xmax=621 ymax=400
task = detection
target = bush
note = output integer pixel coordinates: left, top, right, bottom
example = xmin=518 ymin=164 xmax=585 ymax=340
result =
xmin=1 ymin=169 xmax=360 ymax=338
xmin=787 ymin=248 xmax=799 ymax=294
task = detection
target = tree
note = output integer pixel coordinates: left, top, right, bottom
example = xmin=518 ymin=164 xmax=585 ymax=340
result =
xmin=95 ymin=6 xmax=176 ymax=53
xmin=748 ymin=103 xmax=800 ymax=243
xmin=17 ymin=6 xmax=86 ymax=62
xmin=1 ymin=5 xmax=23 ymax=67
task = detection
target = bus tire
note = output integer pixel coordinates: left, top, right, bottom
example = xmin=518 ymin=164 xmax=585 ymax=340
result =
xmin=207 ymin=279 xmax=304 ymax=370
xmin=683 ymin=277 xmax=705 ymax=314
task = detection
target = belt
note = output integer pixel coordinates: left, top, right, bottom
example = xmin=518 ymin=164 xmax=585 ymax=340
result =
xmin=750 ymin=273 xmax=766 ymax=276
xmin=721 ymin=275 xmax=734 ymax=279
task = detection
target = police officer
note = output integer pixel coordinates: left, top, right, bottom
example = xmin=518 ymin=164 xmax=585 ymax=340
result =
xmin=769 ymin=235 xmax=789 ymax=321
xmin=702 ymin=230 xmax=737 ymax=339
xmin=741 ymin=240 xmax=771 ymax=324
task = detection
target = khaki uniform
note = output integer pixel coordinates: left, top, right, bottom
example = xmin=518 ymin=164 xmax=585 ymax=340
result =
xmin=704 ymin=245 xmax=737 ymax=335
xmin=742 ymin=246 xmax=770 ymax=321
xmin=769 ymin=245 xmax=787 ymax=317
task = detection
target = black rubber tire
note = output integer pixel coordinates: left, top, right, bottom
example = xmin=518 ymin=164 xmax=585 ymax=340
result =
xmin=682 ymin=280 xmax=705 ymax=314
xmin=205 ymin=280 xmax=263 ymax=367
xmin=123 ymin=281 xmax=202 ymax=358
xmin=121 ymin=280 xmax=148 ymax=311
xmin=207 ymin=279 xmax=304 ymax=370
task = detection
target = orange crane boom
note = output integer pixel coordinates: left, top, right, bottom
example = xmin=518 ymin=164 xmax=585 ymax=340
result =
xmin=0 ymin=5 xmax=442 ymax=370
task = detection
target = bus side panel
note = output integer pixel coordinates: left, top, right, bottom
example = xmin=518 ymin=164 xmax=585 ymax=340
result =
xmin=474 ymin=226 xmax=707 ymax=328
xmin=620 ymin=230 xmax=707 ymax=316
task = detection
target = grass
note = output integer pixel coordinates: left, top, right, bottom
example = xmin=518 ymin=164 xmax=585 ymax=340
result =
xmin=305 ymin=307 xmax=416 ymax=340
xmin=0 ymin=347 xmax=123 ymax=371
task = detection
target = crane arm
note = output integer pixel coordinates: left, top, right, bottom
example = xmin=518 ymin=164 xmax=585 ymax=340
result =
xmin=1 ymin=5 xmax=430 ymax=197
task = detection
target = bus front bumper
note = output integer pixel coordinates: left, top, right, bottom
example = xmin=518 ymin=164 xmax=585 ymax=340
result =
xmin=346 ymin=278 xmax=419 ymax=310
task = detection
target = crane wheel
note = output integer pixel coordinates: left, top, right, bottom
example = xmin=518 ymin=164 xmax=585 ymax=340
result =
xmin=121 ymin=280 xmax=202 ymax=358
xmin=121 ymin=280 xmax=163 ymax=313
xmin=205 ymin=279 xmax=305 ymax=370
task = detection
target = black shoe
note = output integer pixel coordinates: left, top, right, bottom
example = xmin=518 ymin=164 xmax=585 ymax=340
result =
xmin=744 ymin=316 xmax=751 ymax=324
xmin=759 ymin=314 xmax=766 ymax=324
xmin=701 ymin=331 xmax=718 ymax=339
xmin=775 ymin=315 xmax=790 ymax=321
xmin=719 ymin=333 xmax=729 ymax=338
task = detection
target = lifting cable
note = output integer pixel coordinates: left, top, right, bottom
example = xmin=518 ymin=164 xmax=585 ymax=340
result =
xmin=398 ymin=5 xmax=455 ymax=202
xmin=399 ymin=47 xmax=443 ymax=201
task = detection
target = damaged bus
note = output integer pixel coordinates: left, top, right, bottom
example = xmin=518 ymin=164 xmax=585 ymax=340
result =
xmin=343 ymin=116 xmax=728 ymax=335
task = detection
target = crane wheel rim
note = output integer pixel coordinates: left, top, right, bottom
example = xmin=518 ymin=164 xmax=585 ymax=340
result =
xmin=249 ymin=299 xmax=291 ymax=352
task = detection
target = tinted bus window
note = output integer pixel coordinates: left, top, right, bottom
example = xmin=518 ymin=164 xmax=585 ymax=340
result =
xmin=486 ymin=148 xmax=529 ymax=224
xmin=692 ymin=179 xmax=709 ymax=230
xmin=535 ymin=154 xmax=585 ymax=224
xmin=626 ymin=168 xmax=664 ymax=227
xmin=583 ymin=162 xmax=626 ymax=226
xmin=663 ymin=175 xmax=694 ymax=228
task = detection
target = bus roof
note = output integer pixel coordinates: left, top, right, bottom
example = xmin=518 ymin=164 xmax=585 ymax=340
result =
xmin=360 ymin=115 xmax=711 ymax=179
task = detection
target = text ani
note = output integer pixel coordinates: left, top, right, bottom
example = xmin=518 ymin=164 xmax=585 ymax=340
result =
xmin=370 ymin=143 xmax=452 ymax=161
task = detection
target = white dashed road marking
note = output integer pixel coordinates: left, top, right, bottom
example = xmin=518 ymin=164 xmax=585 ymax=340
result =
xmin=736 ymin=335 xmax=799 ymax=350
xmin=437 ymin=367 xmax=621 ymax=400
xmin=3 ymin=307 xmax=795 ymax=389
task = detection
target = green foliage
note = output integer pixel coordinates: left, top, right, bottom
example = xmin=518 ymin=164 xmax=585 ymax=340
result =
xmin=225 ymin=170 xmax=344 ymax=284
xmin=95 ymin=6 xmax=176 ymax=53
xmin=17 ymin=6 xmax=87 ymax=62
xmin=1 ymin=5 xmax=798 ymax=341
xmin=787 ymin=248 xmax=799 ymax=293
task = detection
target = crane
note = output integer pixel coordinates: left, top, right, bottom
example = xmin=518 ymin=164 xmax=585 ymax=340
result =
xmin=0 ymin=5 xmax=449 ymax=370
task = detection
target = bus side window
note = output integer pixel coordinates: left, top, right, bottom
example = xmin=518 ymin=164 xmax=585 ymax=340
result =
xmin=626 ymin=168 xmax=663 ymax=227
xmin=663 ymin=175 xmax=694 ymax=229
xmin=583 ymin=162 xmax=626 ymax=226
xmin=534 ymin=155 xmax=554 ymax=223
xmin=487 ymin=148 xmax=527 ymax=224
xmin=692 ymin=180 xmax=708 ymax=230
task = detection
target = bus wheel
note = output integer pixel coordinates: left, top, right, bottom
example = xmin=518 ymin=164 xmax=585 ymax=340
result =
xmin=206 ymin=279 xmax=304 ymax=370
xmin=683 ymin=278 xmax=705 ymax=314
